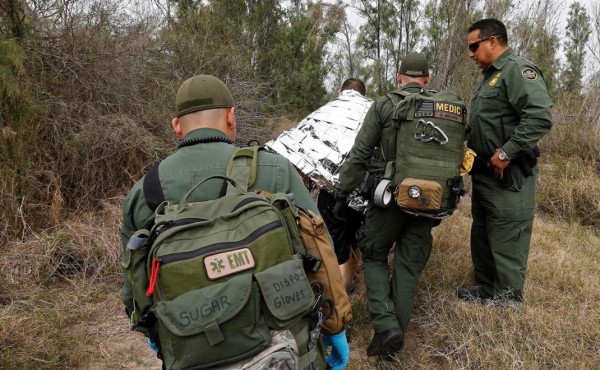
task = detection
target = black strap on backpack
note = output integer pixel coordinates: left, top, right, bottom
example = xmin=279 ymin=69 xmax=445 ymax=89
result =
xmin=143 ymin=164 xmax=165 ymax=212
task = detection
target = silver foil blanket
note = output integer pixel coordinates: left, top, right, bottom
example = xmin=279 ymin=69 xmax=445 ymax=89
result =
xmin=266 ymin=89 xmax=373 ymax=193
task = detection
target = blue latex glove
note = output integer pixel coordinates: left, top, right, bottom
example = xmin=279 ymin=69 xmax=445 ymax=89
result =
xmin=147 ymin=338 xmax=158 ymax=353
xmin=322 ymin=329 xmax=349 ymax=370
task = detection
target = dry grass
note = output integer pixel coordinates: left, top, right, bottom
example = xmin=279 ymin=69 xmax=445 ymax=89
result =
xmin=536 ymin=108 xmax=600 ymax=226
xmin=0 ymin=197 xmax=600 ymax=370
xmin=1 ymin=196 xmax=598 ymax=369
xmin=344 ymin=198 xmax=600 ymax=369
xmin=0 ymin=200 xmax=161 ymax=369
xmin=537 ymin=159 xmax=600 ymax=226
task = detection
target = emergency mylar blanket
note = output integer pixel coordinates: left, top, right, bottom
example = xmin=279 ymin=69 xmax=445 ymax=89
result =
xmin=266 ymin=89 xmax=373 ymax=192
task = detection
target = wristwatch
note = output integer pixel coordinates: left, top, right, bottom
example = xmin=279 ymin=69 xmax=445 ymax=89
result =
xmin=498 ymin=149 xmax=511 ymax=161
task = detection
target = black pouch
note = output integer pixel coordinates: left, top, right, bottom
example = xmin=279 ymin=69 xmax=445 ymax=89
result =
xmin=445 ymin=176 xmax=464 ymax=210
xmin=516 ymin=146 xmax=540 ymax=177
xmin=317 ymin=189 xmax=364 ymax=264
xmin=470 ymin=156 xmax=491 ymax=175
xmin=358 ymin=171 xmax=377 ymax=198
xmin=516 ymin=157 xmax=533 ymax=177
xmin=497 ymin=166 xmax=513 ymax=187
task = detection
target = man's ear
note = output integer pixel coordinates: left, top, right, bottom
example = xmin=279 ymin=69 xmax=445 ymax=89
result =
xmin=490 ymin=35 xmax=501 ymax=50
xmin=424 ymin=75 xmax=430 ymax=85
xmin=172 ymin=117 xmax=184 ymax=138
xmin=396 ymin=73 xmax=402 ymax=84
xmin=226 ymin=107 xmax=236 ymax=139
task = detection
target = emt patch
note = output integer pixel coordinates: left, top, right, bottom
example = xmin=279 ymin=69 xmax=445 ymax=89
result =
xmin=522 ymin=68 xmax=537 ymax=80
xmin=204 ymin=247 xmax=255 ymax=280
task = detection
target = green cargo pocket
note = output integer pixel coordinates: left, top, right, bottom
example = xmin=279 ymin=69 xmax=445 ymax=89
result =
xmin=153 ymin=273 xmax=271 ymax=370
xmin=477 ymin=88 xmax=500 ymax=114
xmin=124 ymin=247 xmax=154 ymax=331
xmin=255 ymin=258 xmax=314 ymax=328
xmin=480 ymin=88 xmax=498 ymax=98
xmin=507 ymin=163 xmax=525 ymax=192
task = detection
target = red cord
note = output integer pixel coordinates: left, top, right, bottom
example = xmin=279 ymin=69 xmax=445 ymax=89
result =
xmin=146 ymin=258 xmax=161 ymax=297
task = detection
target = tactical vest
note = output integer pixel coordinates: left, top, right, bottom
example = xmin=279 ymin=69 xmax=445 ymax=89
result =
xmin=385 ymin=89 xmax=467 ymax=218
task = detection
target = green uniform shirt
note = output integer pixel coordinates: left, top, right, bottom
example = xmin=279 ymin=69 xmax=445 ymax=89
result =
xmin=467 ymin=48 xmax=553 ymax=159
xmin=120 ymin=127 xmax=319 ymax=312
xmin=337 ymin=83 xmax=425 ymax=196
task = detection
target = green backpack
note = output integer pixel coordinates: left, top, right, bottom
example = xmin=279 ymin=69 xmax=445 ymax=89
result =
xmin=384 ymin=89 xmax=467 ymax=218
xmin=123 ymin=147 xmax=326 ymax=370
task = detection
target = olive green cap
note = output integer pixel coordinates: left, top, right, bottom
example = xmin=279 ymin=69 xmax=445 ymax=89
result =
xmin=399 ymin=52 xmax=429 ymax=77
xmin=175 ymin=75 xmax=234 ymax=117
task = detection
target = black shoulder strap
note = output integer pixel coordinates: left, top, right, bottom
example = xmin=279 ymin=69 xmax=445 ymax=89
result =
xmin=143 ymin=163 xmax=165 ymax=212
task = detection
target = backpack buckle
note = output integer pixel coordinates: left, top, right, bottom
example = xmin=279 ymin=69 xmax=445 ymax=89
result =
xmin=302 ymin=254 xmax=322 ymax=273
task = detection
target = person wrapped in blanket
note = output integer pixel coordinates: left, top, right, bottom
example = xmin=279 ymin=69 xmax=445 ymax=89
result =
xmin=266 ymin=78 xmax=374 ymax=294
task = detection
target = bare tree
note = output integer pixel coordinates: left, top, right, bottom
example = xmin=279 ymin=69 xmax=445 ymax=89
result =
xmin=424 ymin=0 xmax=481 ymax=98
xmin=510 ymin=0 xmax=561 ymax=96
xmin=560 ymin=1 xmax=591 ymax=106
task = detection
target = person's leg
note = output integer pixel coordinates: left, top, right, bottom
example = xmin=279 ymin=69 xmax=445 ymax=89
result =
xmin=340 ymin=247 xmax=361 ymax=293
xmin=468 ymin=176 xmax=497 ymax=298
xmin=487 ymin=173 xmax=536 ymax=301
xmin=391 ymin=215 xmax=434 ymax=332
xmin=359 ymin=206 xmax=404 ymax=332
xmin=487 ymin=217 xmax=533 ymax=301
xmin=339 ymin=210 xmax=365 ymax=293
xmin=360 ymin=206 xmax=406 ymax=357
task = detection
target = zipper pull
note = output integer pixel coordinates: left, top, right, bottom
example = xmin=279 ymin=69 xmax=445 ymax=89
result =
xmin=146 ymin=257 xmax=161 ymax=297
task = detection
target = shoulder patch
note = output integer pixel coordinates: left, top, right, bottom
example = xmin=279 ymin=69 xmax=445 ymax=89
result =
xmin=522 ymin=68 xmax=537 ymax=80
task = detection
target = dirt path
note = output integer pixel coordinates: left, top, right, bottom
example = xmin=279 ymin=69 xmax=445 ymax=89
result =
xmin=83 ymin=296 xmax=162 ymax=369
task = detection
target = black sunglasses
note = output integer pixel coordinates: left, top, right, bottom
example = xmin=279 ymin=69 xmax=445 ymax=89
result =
xmin=468 ymin=35 xmax=498 ymax=52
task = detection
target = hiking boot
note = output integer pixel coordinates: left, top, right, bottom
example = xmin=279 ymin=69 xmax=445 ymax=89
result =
xmin=456 ymin=286 xmax=490 ymax=303
xmin=490 ymin=289 xmax=524 ymax=307
xmin=366 ymin=327 xmax=404 ymax=357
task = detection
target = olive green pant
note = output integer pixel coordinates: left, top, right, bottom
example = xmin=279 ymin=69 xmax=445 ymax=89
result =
xmin=470 ymin=168 xmax=536 ymax=301
xmin=359 ymin=204 xmax=434 ymax=333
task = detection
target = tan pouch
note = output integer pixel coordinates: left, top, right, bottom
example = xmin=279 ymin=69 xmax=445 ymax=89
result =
xmin=298 ymin=209 xmax=352 ymax=334
xmin=395 ymin=178 xmax=443 ymax=211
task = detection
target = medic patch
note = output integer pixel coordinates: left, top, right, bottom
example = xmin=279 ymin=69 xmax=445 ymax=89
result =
xmin=204 ymin=247 xmax=255 ymax=280
xmin=433 ymin=101 xmax=466 ymax=124
xmin=522 ymin=68 xmax=537 ymax=80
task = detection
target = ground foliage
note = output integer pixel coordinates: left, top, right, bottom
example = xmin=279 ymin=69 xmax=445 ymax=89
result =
xmin=0 ymin=200 xmax=598 ymax=369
